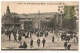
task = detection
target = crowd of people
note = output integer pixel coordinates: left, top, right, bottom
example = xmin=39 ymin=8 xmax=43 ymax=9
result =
xmin=2 ymin=28 xmax=78 ymax=50
xmin=2 ymin=28 xmax=49 ymax=48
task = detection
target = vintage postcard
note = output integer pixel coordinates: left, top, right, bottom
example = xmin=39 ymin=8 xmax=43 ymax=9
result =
xmin=1 ymin=1 xmax=79 ymax=50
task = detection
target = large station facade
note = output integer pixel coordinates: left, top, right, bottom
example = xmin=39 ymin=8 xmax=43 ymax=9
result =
xmin=2 ymin=6 xmax=77 ymax=30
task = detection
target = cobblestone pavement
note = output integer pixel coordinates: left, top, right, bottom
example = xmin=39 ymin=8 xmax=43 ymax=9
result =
xmin=1 ymin=32 xmax=78 ymax=50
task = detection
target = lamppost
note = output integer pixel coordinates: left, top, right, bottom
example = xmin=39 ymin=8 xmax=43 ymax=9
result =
xmin=38 ymin=10 xmax=41 ymax=30
xmin=58 ymin=3 xmax=66 ymax=30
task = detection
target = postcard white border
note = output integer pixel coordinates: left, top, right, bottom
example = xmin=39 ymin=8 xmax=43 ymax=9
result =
xmin=0 ymin=0 xmax=80 ymax=53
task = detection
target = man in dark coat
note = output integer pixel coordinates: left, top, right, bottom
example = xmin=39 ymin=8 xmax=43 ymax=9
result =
xmin=13 ymin=32 xmax=17 ymax=42
xmin=30 ymin=39 xmax=34 ymax=48
xmin=30 ymin=32 xmax=32 ymax=38
xmin=42 ymin=38 xmax=46 ymax=47
xmin=37 ymin=38 xmax=40 ymax=47
xmin=37 ymin=32 xmax=39 ymax=37
xmin=8 ymin=30 xmax=11 ymax=41
xmin=46 ymin=32 xmax=48 ymax=36
xmin=64 ymin=41 xmax=67 ymax=49
xmin=27 ymin=31 xmax=29 ymax=38
xmin=40 ymin=31 xmax=43 ymax=37
xmin=45 ymin=31 xmax=48 ymax=37
xmin=23 ymin=41 xmax=28 ymax=49
xmin=45 ymin=32 xmax=47 ymax=37
xmin=18 ymin=35 xmax=22 ymax=42
xmin=67 ymin=43 xmax=71 ymax=50
xmin=52 ymin=36 xmax=54 ymax=42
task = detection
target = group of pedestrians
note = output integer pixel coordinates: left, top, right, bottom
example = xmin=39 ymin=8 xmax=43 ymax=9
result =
xmin=3 ymin=29 xmax=22 ymax=43
xmin=3 ymin=28 xmax=78 ymax=50
xmin=19 ymin=38 xmax=46 ymax=49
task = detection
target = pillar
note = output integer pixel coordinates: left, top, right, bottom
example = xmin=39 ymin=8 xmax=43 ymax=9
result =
xmin=20 ymin=21 xmax=24 ymax=30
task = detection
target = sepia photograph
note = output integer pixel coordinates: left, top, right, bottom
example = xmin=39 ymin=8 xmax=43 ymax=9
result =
xmin=1 ymin=1 xmax=79 ymax=50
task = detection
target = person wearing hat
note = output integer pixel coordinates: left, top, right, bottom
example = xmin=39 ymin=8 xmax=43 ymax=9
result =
xmin=52 ymin=35 xmax=54 ymax=42
xmin=67 ymin=43 xmax=71 ymax=50
xmin=64 ymin=41 xmax=68 ymax=49
xmin=37 ymin=38 xmax=40 ymax=47
xmin=23 ymin=41 xmax=28 ymax=49
xmin=30 ymin=39 xmax=34 ymax=48
xmin=42 ymin=38 xmax=46 ymax=47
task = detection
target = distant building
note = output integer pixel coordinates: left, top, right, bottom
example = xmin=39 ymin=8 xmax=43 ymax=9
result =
xmin=2 ymin=6 xmax=20 ymax=30
xmin=2 ymin=5 xmax=77 ymax=30
xmin=2 ymin=6 xmax=62 ymax=30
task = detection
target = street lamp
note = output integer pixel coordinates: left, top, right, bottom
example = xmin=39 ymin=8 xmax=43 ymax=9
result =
xmin=38 ymin=10 xmax=41 ymax=30
xmin=58 ymin=2 xmax=67 ymax=30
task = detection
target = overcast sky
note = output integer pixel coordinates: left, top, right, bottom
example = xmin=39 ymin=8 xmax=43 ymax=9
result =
xmin=1 ymin=1 xmax=78 ymax=15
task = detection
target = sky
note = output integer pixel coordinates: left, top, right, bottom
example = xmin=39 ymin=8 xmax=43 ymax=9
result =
xmin=1 ymin=1 xmax=78 ymax=16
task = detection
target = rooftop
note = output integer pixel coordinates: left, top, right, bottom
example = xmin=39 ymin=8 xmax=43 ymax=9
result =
xmin=14 ymin=12 xmax=58 ymax=18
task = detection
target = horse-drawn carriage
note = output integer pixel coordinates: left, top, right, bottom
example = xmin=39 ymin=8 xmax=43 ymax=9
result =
xmin=61 ymin=30 xmax=76 ymax=41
